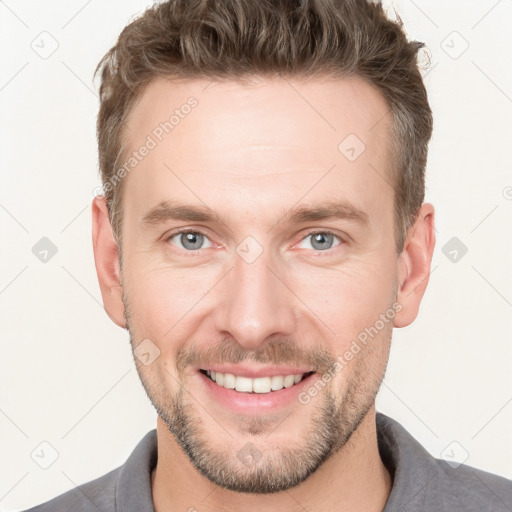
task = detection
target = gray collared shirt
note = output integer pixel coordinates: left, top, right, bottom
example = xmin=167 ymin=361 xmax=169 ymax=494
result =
xmin=22 ymin=412 xmax=512 ymax=511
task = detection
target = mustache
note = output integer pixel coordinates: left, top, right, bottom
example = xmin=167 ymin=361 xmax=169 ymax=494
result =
xmin=175 ymin=336 xmax=336 ymax=375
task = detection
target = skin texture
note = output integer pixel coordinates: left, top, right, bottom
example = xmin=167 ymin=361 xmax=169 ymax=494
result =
xmin=92 ymin=76 xmax=436 ymax=512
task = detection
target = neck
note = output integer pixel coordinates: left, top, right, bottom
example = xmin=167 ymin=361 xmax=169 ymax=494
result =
xmin=151 ymin=406 xmax=392 ymax=512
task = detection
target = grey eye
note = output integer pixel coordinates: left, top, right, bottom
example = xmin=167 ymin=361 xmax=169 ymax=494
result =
xmin=297 ymin=232 xmax=341 ymax=251
xmin=169 ymin=231 xmax=212 ymax=251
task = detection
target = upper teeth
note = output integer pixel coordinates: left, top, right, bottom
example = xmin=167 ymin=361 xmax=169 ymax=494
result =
xmin=206 ymin=370 xmax=306 ymax=393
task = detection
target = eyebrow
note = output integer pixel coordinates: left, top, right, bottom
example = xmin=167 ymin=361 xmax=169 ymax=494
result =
xmin=141 ymin=201 xmax=229 ymax=228
xmin=140 ymin=199 xmax=370 ymax=230
xmin=283 ymin=201 xmax=369 ymax=227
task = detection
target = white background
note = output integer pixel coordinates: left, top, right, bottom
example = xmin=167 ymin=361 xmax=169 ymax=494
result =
xmin=1 ymin=0 xmax=511 ymax=510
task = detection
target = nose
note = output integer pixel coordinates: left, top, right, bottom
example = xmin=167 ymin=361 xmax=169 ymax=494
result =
xmin=213 ymin=248 xmax=297 ymax=350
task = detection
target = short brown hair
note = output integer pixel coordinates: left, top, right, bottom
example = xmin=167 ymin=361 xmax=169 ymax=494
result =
xmin=94 ymin=0 xmax=433 ymax=255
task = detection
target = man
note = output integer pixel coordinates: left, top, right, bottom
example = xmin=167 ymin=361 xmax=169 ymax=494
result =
xmin=24 ymin=0 xmax=512 ymax=511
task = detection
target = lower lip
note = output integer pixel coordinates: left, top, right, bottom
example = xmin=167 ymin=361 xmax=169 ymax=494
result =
xmin=197 ymin=370 xmax=317 ymax=413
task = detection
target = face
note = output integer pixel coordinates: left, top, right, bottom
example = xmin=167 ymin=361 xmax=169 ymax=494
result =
xmin=93 ymin=75 xmax=430 ymax=494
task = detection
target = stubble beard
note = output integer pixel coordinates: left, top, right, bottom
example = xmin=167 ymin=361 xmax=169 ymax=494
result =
xmin=123 ymin=290 xmax=392 ymax=494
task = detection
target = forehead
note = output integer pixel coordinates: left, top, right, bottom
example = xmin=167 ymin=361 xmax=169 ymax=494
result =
xmin=120 ymin=75 xmax=394 ymax=228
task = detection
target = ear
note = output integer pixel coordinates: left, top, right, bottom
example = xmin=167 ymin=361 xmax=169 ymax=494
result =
xmin=394 ymin=203 xmax=436 ymax=328
xmin=91 ymin=196 xmax=126 ymax=329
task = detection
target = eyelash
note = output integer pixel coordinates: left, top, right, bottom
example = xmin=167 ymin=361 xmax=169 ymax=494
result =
xmin=165 ymin=228 xmax=344 ymax=255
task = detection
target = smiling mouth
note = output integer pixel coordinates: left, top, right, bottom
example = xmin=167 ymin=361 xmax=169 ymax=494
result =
xmin=199 ymin=369 xmax=316 ymax=394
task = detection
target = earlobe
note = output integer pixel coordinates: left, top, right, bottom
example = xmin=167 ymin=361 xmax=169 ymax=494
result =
xmin=91 ymin=196 xmax=127 ymax=329
xmin=393 ymin=203 xmax=436 ymax=328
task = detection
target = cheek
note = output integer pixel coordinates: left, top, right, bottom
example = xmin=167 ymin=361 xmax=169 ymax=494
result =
xmin=123 ymin=243 xmax=397 ymax=349
xmin=291 ymin=258 xmax=396 ymax=338
xmin=123 ymin=265 xmax=219 ymax=339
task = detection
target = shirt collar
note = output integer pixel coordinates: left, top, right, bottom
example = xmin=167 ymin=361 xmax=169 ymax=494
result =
xmin=113 ymin=413 xmax=434 ymax=511
xmin=377 ymin=412 xmax=437 ymax=511
xmin=116 ymin=429 xmax=158 ymax=512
